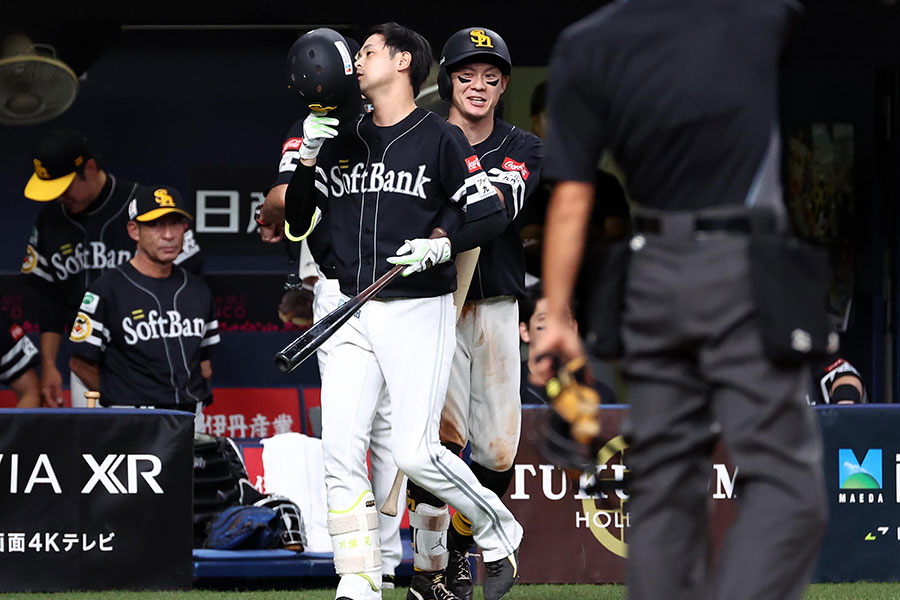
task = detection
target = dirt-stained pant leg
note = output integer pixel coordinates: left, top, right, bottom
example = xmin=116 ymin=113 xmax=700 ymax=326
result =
xmin=441 ymin=297 xmax=522 ymax=471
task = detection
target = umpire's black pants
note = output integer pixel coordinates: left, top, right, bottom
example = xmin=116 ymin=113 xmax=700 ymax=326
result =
xmin=621 ymin=218 xmax=828 ymax=600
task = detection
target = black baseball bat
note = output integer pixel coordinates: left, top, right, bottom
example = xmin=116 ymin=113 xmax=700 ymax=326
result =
xmin=273 ymin=227 xmax=446 ymax=373
xmin=274 ymin=264 xmax=403 ymax=373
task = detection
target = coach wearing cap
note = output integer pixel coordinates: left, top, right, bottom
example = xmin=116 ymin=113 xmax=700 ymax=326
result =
xmin=68 ymin=186 xmax=218 ymax=412
xmin=20 ymin=129 xmax=203 ymax=407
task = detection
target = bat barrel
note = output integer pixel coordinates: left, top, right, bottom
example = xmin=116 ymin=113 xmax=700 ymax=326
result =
xmin=274 ymin=339 xmax=314 ymax=373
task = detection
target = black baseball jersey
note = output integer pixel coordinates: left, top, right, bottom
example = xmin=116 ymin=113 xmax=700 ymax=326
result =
xmin=544 ymin=0 xmax=801 ymax=211
xmin=467 ymin=119 xmax=543 ymax=300
xmin=276 ymin=120 xmax=338 ymax=273
xmin=21 ymin=175 xmax=203 ymax=334
xmin=69 ymin=262 xmax=219 ymax=408
xmin=0 ymin=313 xmax=39 ymax=386
xmin=313 ymin=107 xmax=504 ymax=298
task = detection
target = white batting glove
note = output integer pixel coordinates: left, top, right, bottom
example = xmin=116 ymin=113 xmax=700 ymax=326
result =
xmin=386 ymin=237 xmax=452 ymax=277
xmin=300 ymin=111 xmax=339 ymax=160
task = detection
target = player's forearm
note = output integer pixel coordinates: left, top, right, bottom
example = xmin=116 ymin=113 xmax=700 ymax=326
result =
xmin=40 ymin=331 xmax=62 ymax=369
xmin=11 ymin=369 xmax=40 ymax=408
xmin=69 ymin=356 xmax=100 ymax=391
xmin=261 ymin=184 xmax=287 ymax=224
xmin=542 ymin=181 xmax=595 ymax=319
xmin=450 ymin=209 xmax=509 ymax=254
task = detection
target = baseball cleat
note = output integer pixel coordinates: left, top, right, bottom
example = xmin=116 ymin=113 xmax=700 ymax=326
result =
xmin=444 ymin=550 xmax=473 ymax=600
xmin=483 ymin=548 xmax=519 ymax=600
xmin=406 ymin=570 xmax=461 ymax=600
xmin=382 ymin=574 xmax=396 ymax=589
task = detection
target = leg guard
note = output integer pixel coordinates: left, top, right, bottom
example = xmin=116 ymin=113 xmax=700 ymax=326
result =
xmin=409 ymin=503 xmax=451 ymax=571
xmin=328 ymin=491 xmax=382 ymax=594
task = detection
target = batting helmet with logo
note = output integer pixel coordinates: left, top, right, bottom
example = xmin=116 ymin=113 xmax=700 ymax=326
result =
xmin=438 ymin=27 xmax=512 ymax=100
xmin=286 ymin=28 xmax=362 ymax=122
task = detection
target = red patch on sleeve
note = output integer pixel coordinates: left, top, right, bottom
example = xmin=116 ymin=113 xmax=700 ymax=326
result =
xmin=465 ymin=155 xmax=482 ymax=173
xmin=282 ymin=137 xmax=303 ymax=153
xmin=502 ymin=157 xmax=530 ymax=180
xmin=9 ymin=324 xmax=24 ymax=342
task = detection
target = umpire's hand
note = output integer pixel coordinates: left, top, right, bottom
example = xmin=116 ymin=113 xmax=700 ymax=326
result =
xmin=529 ymin=313 xmax=586 ymax=387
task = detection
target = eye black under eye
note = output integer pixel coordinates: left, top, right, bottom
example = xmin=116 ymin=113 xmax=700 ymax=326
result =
xmin=485 ymin=79 xmax=499 ymax=87
xmin=457 ymin=76 xmax=471 ymax=84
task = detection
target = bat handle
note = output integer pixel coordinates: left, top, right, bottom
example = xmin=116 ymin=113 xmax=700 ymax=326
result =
xmin=379 ymin=470 xmax=405 ymax=517
xmin=84 ymin=390 xmax=100 ymax=409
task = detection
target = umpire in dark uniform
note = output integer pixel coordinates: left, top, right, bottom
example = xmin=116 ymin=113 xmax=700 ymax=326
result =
xmin=532 ymin=2 xmax=828 ymax=600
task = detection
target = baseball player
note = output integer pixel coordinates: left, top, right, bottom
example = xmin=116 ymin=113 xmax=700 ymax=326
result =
xmin=20 ymin=129 xmax=202 ymax=408
xmin=403 ymin=27 xmax=543 ymax=600
xmin=258 ymin=114 xmax=405 ymax=588
xmin=533 ymin=3 xmax=827 ymax=600
xmin=283 ymin=23 xmax=521 ymax=600
xmin=0 ymin=313 xmax=41 ymax=408
xmin=68 ymin=186 xmax=218 ymax=412
xmin=809 ymin=357 xmax=866 ymax=405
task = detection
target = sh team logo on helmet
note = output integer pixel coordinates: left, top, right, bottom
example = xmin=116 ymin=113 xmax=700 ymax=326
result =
xmin=469 ymin=29 xmax=494 ymax=48
xmin=838 ymin=448 xmax=884 ymax=504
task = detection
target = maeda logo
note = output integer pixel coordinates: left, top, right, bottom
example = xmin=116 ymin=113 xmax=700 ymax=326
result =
xmin=839 ymin=448 xmax=883 ymax=504
xmin=465 ymin=155 xmax=482 ymax=173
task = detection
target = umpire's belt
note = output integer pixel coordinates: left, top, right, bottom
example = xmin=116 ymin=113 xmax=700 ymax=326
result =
xmin=633 ymin=209 xmax=776 ymax=238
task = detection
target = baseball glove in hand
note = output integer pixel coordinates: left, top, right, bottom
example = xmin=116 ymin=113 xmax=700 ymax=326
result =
xmin=540 ymin=356 xmax=603 ymax=473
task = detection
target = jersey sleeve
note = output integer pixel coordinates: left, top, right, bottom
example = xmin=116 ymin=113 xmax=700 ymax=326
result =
xmin=485 ymin=132 xmax=545 ymax=220
xmin=276 ymin=120 xmax=305 ymax=185
xmin=543 ymin=30 xmax=606 ymax=184
xmin=0 ymin=316 xmax=39 ymax=385
xmin=20 ymin=224 xmax=54 ymax=285
xmin=199 ymin=287 xmax=220 ymax=361
xmin=440 ymin=125 xmax=505 ymax=221
xmin=20 ymin=221 xmax=70 ymax=334
xmin=68 ymin=286 xmax=110 ymax=363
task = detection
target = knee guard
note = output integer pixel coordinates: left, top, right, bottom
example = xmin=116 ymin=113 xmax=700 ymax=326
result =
xmin=409 ymin=503 xmax=450 ymax=571
xmin=328 ymin=491 xmax=382 ymax=591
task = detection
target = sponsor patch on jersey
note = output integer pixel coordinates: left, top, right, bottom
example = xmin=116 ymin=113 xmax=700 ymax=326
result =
xmin=283 ymin=137 xmax=303 ymax=154
xmin=9 ymin=324 xmax=24 ymax=342
xmin=80 ymin=291 xmax=100 ymax=315
xmin=21 ymin=246 xmax=37 ymax=273
xmin=465 ymin=155 xmax=482 ymax=173
xmin=502 ymin=157 xmax=530 ymax=180
xmin=70 ymin=312 xmax=93 ymax=342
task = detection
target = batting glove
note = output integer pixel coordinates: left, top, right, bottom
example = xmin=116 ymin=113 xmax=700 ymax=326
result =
xmin=300 ymin=111 xmax=339 ymax=160
xmin=386 ymin=237 xmax=452 ymax=277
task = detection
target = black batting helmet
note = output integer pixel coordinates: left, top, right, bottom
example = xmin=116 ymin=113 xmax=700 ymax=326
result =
xmin=438 ymin=27 xmax=512 ymax=100
xmin=286 ymin=28 xmax=362 ymax=121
